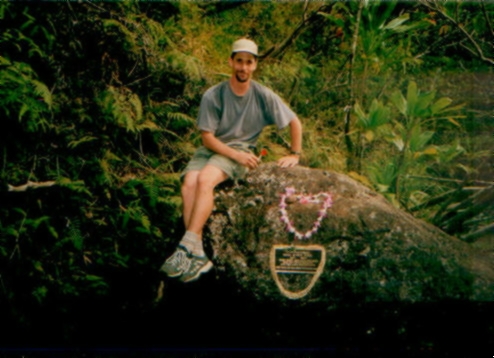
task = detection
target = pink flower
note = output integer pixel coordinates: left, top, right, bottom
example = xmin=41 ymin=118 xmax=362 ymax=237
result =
xmin=279 ymin=187 xmax=333 ymax=240
xmin=285 ymin=187 xmax=296 ymax=196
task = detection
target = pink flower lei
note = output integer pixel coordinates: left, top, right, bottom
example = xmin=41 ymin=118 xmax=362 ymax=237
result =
xmin=279 ymin=186 xmax=333 ymax=240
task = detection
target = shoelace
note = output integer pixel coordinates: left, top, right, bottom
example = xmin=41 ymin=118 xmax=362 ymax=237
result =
xmin=188 ymin=257 xmax=211 ymax=275
xmin=188 ymin=258 xmax=203 ymax=272
xmin=167 ymin=249 xmax=192 ymax=272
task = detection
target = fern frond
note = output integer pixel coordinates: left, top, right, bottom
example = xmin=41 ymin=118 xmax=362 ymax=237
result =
xmin=67 ymin=136 xmax=98 ymax=149
xmin=100 ymin=86 xmax=143 ymax=132
xmin=167 ymin=111 xmax=195 ymax=124
xmin=32 ymin=79 xmax=52 ymax=108
xmin=66 ymin=218 xmax=83 ymax=250
xmin=103 ymin=19 xmax=138 ymax=53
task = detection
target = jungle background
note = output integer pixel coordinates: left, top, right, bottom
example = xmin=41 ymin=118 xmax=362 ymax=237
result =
xmin=1 ymin=0 xmax=493 ymax=356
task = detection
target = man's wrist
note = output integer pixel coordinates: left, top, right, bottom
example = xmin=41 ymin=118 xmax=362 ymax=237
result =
xmin=290 ymin=150 xmax=301 ymax=156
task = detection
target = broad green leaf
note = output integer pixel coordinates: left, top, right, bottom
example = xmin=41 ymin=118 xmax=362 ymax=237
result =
xmin=383 ymin=13 xmax=409 ymax=30
xmin=390 ymin=91 xmax=407 ymax=116
xmin=410 ymin=130 xmax=434 ymax=152
xmin=406 ymin=81 xmax=418 ymax=114
xmin=368 ymin=99 xmax=391 ymax=129
xmin=416 ymin=91 xmax=436 ymax=114
xmin=354 ymin=101 xmax=367 ymax=121
xmin=431 ymin=97 xmax=453 ymax=114
xmin=439 ymin=103 xmax=465 ymax=113
xmin=392 ymin=24 xmax=419 ymax=33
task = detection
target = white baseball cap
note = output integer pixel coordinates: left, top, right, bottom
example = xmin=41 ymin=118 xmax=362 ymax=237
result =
xmin=232 ymin=38 xmax=258 ymax=57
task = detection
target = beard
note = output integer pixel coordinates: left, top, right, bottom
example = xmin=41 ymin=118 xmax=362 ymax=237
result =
xmin=235 ymin=72 xmax=249 ymax=83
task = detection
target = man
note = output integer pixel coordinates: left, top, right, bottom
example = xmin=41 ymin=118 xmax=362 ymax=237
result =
xmin=160 ymin=38 xmax=302 ymax=282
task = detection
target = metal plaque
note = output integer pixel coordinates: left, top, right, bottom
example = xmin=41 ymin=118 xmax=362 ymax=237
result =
xmin=269 ymin=244 xmax=326 ymax=300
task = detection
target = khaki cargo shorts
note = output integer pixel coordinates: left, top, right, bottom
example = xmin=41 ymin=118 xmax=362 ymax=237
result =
xmin=181 ymin=143 xmax=256 ymax=181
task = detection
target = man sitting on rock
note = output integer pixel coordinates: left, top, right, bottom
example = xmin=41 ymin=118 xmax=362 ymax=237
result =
xmin=160 ymin=38 xmax=303 ymax=282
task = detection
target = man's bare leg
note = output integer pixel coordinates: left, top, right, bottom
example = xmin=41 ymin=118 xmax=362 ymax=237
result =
xmin=186 ymin=165 xmax=228 ymax=235
xmin=161 ymin=165 xmax=228 ymax=281
xmin=181 ymin=170 xmax=200 ymax=229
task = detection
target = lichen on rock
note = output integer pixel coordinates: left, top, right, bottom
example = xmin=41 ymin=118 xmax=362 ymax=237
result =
xmin=205 ymin=163 xmax=494 ymax=305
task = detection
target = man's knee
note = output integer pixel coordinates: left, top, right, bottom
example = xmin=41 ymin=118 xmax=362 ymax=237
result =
xmin=197 ymin=166 xmax=228 ymax=190
xmin=182 ymin=171 xmax=199 ymax=194
xmin=196 ymin=171 xmax=218 ymax=190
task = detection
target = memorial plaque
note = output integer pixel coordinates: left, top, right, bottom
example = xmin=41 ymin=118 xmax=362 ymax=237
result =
xmin=269 ymin=244 xmax=326 ymax=299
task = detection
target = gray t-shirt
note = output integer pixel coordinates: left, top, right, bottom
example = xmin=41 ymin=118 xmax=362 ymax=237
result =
xmin=197 ymin=80 xmax=296 ymax=146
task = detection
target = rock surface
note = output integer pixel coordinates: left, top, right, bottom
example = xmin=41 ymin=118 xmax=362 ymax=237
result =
xmin=205 ymin=163 xmax=494 ymax=305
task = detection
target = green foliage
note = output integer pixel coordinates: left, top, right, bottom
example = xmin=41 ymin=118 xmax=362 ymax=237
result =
xmin=98 ymin=86 xmax=144 ymax=132
xmin=0 ymin=0 xmax=493 ymax=343
xmin=354 ymin=99 xmax=391 ymax=141
xmin=0 ymin=59 xmax=52 ymax=132
xmin=0 ymin=2 xmax=189 ymax=336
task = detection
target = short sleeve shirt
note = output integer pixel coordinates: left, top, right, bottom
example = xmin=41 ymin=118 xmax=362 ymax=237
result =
xmin=197 ymin=80 xmax=296 ymax=146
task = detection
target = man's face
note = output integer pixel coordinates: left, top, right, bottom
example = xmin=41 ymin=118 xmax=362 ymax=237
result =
xmin=229 ymin=52 xmax=258 ymax=83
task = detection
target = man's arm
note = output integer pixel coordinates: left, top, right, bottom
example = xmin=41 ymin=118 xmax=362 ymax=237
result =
xmin=278 ymin=117 xmax=302 ymax=168
xmin=201 ymin=131 xmax=260 ymax=169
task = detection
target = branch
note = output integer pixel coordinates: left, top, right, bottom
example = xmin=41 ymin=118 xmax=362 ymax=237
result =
xmin=8 ymin=180 xmax=56 ymax=192
xmin=260 ymin=4 xmax=330 ymax=61
xmin=481 ymin=0 xmax=494 ymax=38
xmin=344 ymin=0 xmax=365 ymax=162
xmin=302 ymin=0 xmax=310 ymax=22
xmin=125 ymin=74 xmax=153 ymax=87
xmin=419 ymin=0 xmax=494 ymax=66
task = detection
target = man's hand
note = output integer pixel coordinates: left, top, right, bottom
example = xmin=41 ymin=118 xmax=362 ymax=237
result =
xmin=277 ymin=154 xmax=299 ymax=168
xmin=235 ymin=151 xmax=260 ymax=169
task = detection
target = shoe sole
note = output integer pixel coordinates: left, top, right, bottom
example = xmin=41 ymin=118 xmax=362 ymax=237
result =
xmin=162 ymin=269 xmax=183 ymax=278
xmin=180 ymin=261 xmax=213 ymax=283
xmin=160 ymin=263 xmax=186 ymax=278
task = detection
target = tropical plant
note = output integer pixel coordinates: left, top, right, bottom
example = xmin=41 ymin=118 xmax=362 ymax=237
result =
xmin=1 ymin=0 xmax=493 ymax=345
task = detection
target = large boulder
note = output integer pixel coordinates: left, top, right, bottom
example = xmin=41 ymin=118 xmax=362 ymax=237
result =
xmin=205 ymin=163 xmax=494 ymax=305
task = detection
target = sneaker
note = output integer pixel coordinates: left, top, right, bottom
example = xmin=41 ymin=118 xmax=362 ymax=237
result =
xmin=179 ymin=255 xmax=213 ymax=283
xmin=160 ymin=245 xmax=192 ymax=278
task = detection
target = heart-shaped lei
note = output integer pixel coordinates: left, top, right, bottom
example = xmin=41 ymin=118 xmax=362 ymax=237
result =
xmin=279 ymin=187 xmax=333 ymax=240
